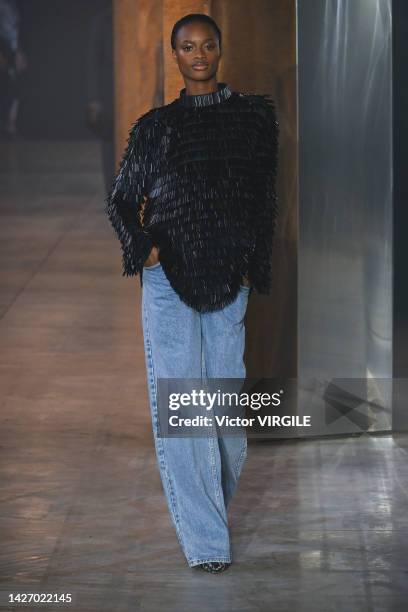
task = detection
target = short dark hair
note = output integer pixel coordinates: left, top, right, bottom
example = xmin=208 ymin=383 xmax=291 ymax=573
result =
xmin=171 ymin=13 xmax=222 ymax=51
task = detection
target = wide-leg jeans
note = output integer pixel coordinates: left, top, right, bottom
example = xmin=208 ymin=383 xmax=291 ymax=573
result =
xmin=141 ymin=261 xmax=249 ymax=567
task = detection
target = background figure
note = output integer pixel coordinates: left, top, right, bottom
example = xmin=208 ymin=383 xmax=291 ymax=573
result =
xmin=0 ymin=0 xmax=27 ymax=139
xmin=86 ymin=0 xmax=114 ymax=195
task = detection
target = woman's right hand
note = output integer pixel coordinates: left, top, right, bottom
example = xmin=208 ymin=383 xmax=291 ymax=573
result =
xmin=143 ymin=246 xmax=160 ymax=268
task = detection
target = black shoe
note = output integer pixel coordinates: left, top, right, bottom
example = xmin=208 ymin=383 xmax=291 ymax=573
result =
xmin=198 ymin=561 xmax=230 ymax=573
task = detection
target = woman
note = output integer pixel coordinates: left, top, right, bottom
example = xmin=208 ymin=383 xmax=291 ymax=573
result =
xmin=105 ymin=13 xmax=279 ymax=573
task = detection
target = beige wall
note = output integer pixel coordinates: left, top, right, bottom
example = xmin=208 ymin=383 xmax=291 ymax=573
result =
xmin=113 ymin=0 xmax=297 ymax=377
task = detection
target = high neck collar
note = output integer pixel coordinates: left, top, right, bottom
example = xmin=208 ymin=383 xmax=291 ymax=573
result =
xmin=178 ymin=82 xmax=232 ymax=108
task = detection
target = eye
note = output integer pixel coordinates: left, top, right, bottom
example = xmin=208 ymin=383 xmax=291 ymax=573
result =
xmin=182 ymin=45 xmax=193 ymax=52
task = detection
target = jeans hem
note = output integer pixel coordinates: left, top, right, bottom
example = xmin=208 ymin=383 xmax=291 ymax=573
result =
xmin=189 ymin=556 xmax=232 ymax=568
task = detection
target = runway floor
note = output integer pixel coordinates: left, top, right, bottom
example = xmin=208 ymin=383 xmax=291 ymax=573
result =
xmin=1 ymin=141 xmax=408 ymax=612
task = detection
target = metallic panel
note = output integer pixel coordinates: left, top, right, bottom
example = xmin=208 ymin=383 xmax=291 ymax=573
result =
xmin=297 ymin=0 xmax=393 ymax=435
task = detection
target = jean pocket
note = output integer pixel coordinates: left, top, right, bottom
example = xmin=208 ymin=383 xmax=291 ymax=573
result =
xmin=222 ymin=288 xmax=249 ymax=326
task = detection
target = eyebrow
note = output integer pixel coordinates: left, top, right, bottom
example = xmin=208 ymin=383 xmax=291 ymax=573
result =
xmin=180 ymin=38 xmax=215 ymax=43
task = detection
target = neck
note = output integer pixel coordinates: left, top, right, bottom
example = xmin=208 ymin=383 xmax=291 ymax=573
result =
xmin=183 ymin=77 xmax=219 ymax=96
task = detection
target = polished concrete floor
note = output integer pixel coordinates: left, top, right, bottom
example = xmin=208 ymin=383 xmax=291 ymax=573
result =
xmin=1 ymin=141 xmax=408 ymax=611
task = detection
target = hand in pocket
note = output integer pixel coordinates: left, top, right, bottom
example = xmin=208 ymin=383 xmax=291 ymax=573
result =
xmin=143 ymin=246 xmax=160 ymax=268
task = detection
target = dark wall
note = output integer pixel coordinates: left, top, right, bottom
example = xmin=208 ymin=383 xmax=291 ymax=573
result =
xmin=393 ymin=0 xmax=408 ymax=352
xmin=18 ymin=0 xmax=111 ymax=140
xmin=392 ymin=0 xmax=408 ymax=430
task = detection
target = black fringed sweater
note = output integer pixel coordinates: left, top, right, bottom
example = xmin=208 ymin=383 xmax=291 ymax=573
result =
xmin=105 ymin=82 xmax=279 ymax=313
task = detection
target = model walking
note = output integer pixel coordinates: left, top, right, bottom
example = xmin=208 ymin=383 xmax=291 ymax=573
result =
xmin=105 ymin=13 xmax=279 ymax=573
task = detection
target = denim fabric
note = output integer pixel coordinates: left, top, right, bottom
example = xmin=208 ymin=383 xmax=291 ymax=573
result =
xmin=141 ymin=261 xmax=249 ymax=567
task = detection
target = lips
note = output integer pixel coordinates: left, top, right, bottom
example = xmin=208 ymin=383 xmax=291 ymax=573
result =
xmin=192 ymin=63 xmax=209 ymax=70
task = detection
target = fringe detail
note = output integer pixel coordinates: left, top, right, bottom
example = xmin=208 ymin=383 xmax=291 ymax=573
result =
xmin=104 ymin=108 xmax=159 ymax=277
xmin=105 ymin=91 xmax=279 ymax=313
xmin=245 ymin=93 xmax=280 ymax=295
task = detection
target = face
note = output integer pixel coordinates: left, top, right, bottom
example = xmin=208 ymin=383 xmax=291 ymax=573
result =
xmin=172 ymin=22 xmax=221 ymax=83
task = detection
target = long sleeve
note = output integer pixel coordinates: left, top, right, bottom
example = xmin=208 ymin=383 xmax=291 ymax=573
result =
xmin=105 ymin=117 xmax=155 ymax=277
xmin=249 ymin=95 xmax=280 ymax=294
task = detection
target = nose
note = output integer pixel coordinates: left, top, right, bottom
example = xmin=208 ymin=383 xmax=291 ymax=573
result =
xmin=195 ymin=51 xmax=207 ymax=60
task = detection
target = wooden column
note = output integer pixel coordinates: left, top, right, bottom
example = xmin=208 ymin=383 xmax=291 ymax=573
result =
xmin=113 ymin=0 xmax=163 ymax=165
xmin=212 ymin=0 xmax=298 ymax=378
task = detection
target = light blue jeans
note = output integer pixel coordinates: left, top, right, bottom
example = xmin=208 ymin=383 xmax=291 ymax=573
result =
xmin=141 ymin=261 xmax=250 ymax=567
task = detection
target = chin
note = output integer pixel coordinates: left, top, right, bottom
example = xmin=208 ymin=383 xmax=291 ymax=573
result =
xmin=189 ymin=71 xmax=217 ymax=81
